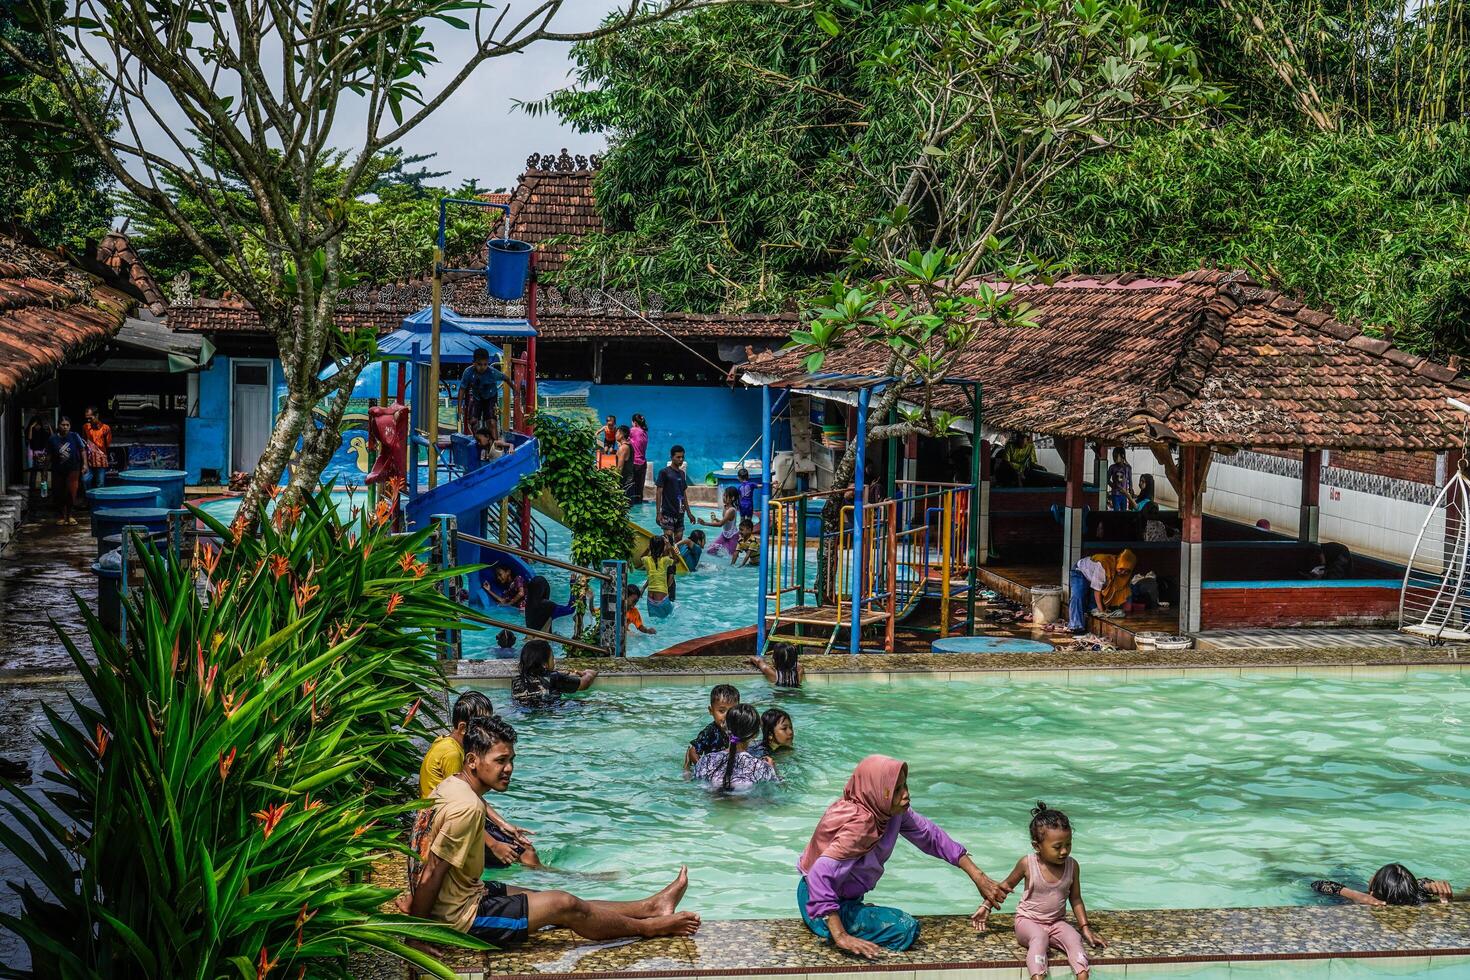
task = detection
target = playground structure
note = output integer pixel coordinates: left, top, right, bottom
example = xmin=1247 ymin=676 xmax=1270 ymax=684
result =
xmin=754 ymin=376 xmax=983 ymax=655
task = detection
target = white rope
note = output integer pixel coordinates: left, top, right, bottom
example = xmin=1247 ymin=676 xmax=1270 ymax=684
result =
xmin=592 ymin=288 xmax=744 ymax=377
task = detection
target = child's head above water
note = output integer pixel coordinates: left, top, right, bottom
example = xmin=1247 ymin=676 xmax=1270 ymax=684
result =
xmin=689 ymin=529 xmax=707 ymax=546
xmin=717 ymin=704 xmax=762 ymax=790
xmin=773 ymin=643 xmax=799 ymax=675
xmin=624 ymin=583 xmax=642 ymax=603
xmin=648 ymin=535 xmax=668 ymax=560
xmin=1029 ymin=801 xmax=1073 ymax=865
xmin=739 ymin=518 xmax=755 ymax=535
xmin=761 ymin=707 xmax=794 ymax=751
xmin=518 ymin=639 xmax=555 ymax=678
xmin=451 ymin=690 xmax=495 ymax=733
xmin=708 ymin=683 xmax=740 ymax=727
xmin=1369 ymin=863 xmax=1431 ymax=905
xmin=495 ymin=628 xmax=516 ymax=650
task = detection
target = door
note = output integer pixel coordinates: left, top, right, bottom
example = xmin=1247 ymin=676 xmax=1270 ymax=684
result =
xmin=231 ymin=360 xmax=272 ymax=474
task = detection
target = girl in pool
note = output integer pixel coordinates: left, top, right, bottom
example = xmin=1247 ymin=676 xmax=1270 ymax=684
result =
xmin=690 ymin=703 xmax=778 ymax=790
xmin=675 ymin=529 xmax=706 ymax=572
xmin=1312 ymin=865 xmax=1462 ymax=905
xmin=642 ymin=536 xmax=677 ymax=618
xmin=751 ymin=707 xmax=794 ymax=763
xmin=698 ymin=487 xmax=743 ymax=561
xmin=978 ymin=802 xmax=1104 ymax=980
xmin=523 ymin=576 xmax=575 ymax=634
xmin=484 ymin=564 xmax=526 ymax=608
xmin=798 ymin=755 xmax=1010 ymax=958
xmin=748 ymin=643 xmax=803 ymax=687
xmin=511 ymin=639 xmax=598 ymax=707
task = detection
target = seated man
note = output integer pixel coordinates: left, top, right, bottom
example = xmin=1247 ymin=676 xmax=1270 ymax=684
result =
xmin=405 ymin=716 xmax=700 ymax=946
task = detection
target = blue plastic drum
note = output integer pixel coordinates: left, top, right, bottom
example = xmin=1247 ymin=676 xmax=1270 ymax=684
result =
xmin=87 ymin=485 xmax=161 ymax=533
xmin=92 ymin=507 xmax=171 ymax=556
xmin=932 ymin=636 xmax=1055 ymax=654
xmin=114 ymin=469 xmax=187 ymax=510
xmin=485 ymin=238 xmax=532 ymax=300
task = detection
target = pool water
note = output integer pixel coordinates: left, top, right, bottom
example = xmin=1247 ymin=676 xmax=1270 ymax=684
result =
xmin=192 ymin=490 xmax=359 ymax=525
xmin=475 ymin=671 xmax=1470 ymax=920
xmin=1142 ymin=958 xmax=1469 ymax=978
xmin=462 ymin=502 xmax=759 ymax=658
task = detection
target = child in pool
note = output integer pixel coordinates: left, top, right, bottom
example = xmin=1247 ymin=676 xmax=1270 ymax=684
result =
xmin=978 ymin=802 xmax=1104 ymax=980
xmin=484 ymin=565 xmax=526 ymax=608
xmin=675 ymin=529 xmax=706 ymax=572
xmin=747 ymin=643 xmax=803 ymax=687
xmin=750 ymin=707 xmax=794 ymax=763
xmin=699 ymin=487 xmax=742 ymax=561
xmin=642 ymin=536 xmax=678 ymax=618
xmin=735 ymin=518 xmax=759 ymax=566
xmin=691 ymin=703 xmax=778 ymax=790
xmin=1313 ymin=864 xmax=1463 ymax=905
xmin=736 ymin=467 xmax=758 ymax=521
xmin=511 ymin=640 xmax=598 ymax=707
xmin=684 ymin=683 xmax=740 ymax=772
xmin=624 ymin=584 xmax=656 ymax=637
xmin=493 ymin=628 xmax=518 ymax=659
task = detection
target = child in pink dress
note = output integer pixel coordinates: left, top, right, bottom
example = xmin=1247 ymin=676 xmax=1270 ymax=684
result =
xmin=977 ymin=803 xmax=1104 ymax=979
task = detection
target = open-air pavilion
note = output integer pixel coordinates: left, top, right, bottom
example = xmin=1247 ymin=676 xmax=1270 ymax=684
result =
xmin=744 ymin=269 xmax=1470 ymax=645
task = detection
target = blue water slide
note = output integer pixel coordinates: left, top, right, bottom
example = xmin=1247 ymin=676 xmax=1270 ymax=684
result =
xmin=406 ymin=432 xmax=541 ymax=605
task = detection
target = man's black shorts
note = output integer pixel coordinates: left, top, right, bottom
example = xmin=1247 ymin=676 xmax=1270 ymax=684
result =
xmin=468 ymin=881 xmax=530 ymax=946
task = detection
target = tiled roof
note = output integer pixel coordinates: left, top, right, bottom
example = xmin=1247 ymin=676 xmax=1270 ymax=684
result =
xmin=744 ymin=270 xmax=1469 ymax=451
xmin=94 ymin=231 xmax=167 ymax=315
xmin=506 ymin=150 xmax=604 ymax=275
xmin=168 ymin=276 xmax=796 ymax=341
xmin=0 ymin=235 xmax=135 ymax=408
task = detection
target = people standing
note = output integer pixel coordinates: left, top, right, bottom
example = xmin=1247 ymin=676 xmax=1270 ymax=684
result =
xmin=615 ymin=425 xmax=637 ymax=506
xmin=458 ymin=348 xmax=507 ymax=438
xmin=81 ymin=406 xmax=113 ymax=493
xmin=629 ymin=413 xmax=649 ymax=503
xmin=1105 ymin=447 xmax=1132 ymax=512
xmin=25 ymin=415 xmax=51 ymax=492
xmin=655 ymin=445 xmax=696 ymax=538
xmin=600 ymin=415 xmax=618 ymax=452
xmin=47 ymin=417 xmax=86 ymax=525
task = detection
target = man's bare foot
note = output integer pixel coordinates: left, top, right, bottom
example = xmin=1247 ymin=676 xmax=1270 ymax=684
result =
xmin=641 ymin=911 xmax=700 ymax=938
xmin=651 ymin=866 xmax=690 ymax=916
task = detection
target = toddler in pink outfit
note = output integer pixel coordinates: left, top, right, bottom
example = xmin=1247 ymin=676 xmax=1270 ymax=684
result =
xmin=974 ymin=802 xmax=1104 ymax=979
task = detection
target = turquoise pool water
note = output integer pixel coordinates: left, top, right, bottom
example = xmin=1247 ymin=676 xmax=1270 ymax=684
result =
xmin=1143 ymin=957 xmax=1469 ymax=978
xmin=474 ymin=672 xmax=1470 ymax=920
xmin=192 ymin=490 xmax=359 ymax=525
xmin=462 ymin=502 xmax=759 ymax=658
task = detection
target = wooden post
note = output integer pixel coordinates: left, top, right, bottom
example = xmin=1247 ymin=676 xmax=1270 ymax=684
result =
xmin=1061 ymin=437 xmax=1086 ymax=593
xmin=1094 ymin=440 xmax=1108 ymax=511
xmin=1299 ymin=449 xmax=1322 ymax=544
xmin=1175 ymin=445 xmax=1210 ymax=634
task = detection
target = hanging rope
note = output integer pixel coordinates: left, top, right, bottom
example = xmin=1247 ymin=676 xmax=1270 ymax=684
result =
xmin=592 ymin=288 xmax=745 ymax=377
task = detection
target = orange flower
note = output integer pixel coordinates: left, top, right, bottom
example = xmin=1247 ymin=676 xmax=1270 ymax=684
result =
xmin=386 ymin=475 xmax=406 ymax=498
xmin=252 ymin=801 xmax=290 ymax=841
xmin=294 ymin=582 xmax=320 ymax=610
xmin=256 ymin=944 xmax=279 ymax=979
xmin=269 ymin=554 xmax=291 ymax=579
xmin=196 ymin=543 xmax=220 ymax=576
xmin=229 ymin=515 xmax=247 ymax=544
xmin=303 ymin=791 xmax=323 ymax=812
xmin=222 ymin=689 xmax=244 ymax=719
xmin=92 ymin=724 xmax=110 ymax=759
xmin=371 ymin=499 xmax=393 ymax=528
xmin=266 ymin=483 xmax=283 ymax=500
xmin=402 ymin=698 xmax=421 ymax=727
xmin=218 ymin=747 xmax=236 ymax=782
xmin=411 ymin=560 xmax=428 ymax=579
xmin=362 ymin=543 xmax=373 ymax=559
xmin=301 ymin=677 xmax=318 ymax=698
xmin=294 ymin=901 xmax=319 ymax=948
xmin=202 ymin=664 xmax=218 ymax=698
xmin=49 ymin=753 xmax=69 ymax=775
xmin=385 ymin=593 xmax=403 ymax=616
xmin=397 ymin=551 xmax=417 ymax=573
xmin=213 ymin=578 xmax=231 ymax=598
xmin=351 ymin=820 xmax=378 ymax=839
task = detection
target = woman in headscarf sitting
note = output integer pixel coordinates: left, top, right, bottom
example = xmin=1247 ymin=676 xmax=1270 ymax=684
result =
xmin=1067 ymin=549 xmax=1137 ymax=633
xmin=796 ymin=755 xmax=1010 ymax=959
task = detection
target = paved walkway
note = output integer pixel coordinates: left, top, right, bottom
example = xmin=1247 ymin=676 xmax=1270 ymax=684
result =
xmin=0 ymin=492 xmax=99 ymax=674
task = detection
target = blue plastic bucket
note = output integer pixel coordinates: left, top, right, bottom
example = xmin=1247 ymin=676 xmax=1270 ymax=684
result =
xmin=485 ymin=238 xmax=532 ymax=300
xmin=115 ymin=468 xmax=187 ymax=510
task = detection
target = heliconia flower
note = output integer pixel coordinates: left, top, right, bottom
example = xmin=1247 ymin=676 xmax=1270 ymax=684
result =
xmin=194 ymin=642 xmax=206 ymax=683
xmin=266 ymin=483 xmax=283 ymax=499
xmin=211 ymin=632 xmax=225 ymax=652
xmin=362 ymin=543 xmax=373 ymax=559
xmin=169 ymin=635 xmax=181 ymax=675
xmin=301 ymin=677 xmax=318 ymax=698
xmin=349 ymin=506 xmax=361 ymax=521
xmin=274 ymin=742 xmax=286 ymax=769
xmin=49 ymin=753 xmax=70 ymax=775
xmin=252 ymin=801 xmax=290 ymax=840
xmin=229 ymin=515 xmax=247 ymax=544
xmin=213 ymin=578 xmax=231 ymax=598
xmin=202 ymin=664 xmax=219 ymax=698
xmin=294 ymin=902 xmax=317 ymax=948
xmin=94 ymin=724 xmax=110 ymax=759
xmin=386 ymin=475 xmax=406 ymax=498
xmin=256 ymin=944 xmax=279 ymax=979
xmin=411 ymin=560 xmax=429 ymax=579
xmin=294 ymin=582 xmax=320 ymax=610
xmin=252 ymin=557 xmax=265 ymax=575
xmin=222 ymin=689 xmax=243 ymax=719
xmin=269 ymin=554 xmax=290 ymax=579
xmin=351 ymin=820 xmax=378 ymax=839
xmin=385 ymin=593 xmax=403 ymax=616
xmin=397 ymin=551 xmax=417 ymax=573
xmin=303 ymin=791 xmax=323 ymax=811
xmin=372 ymin=499 xmax=394 ymax=527
xmin=218 ymin=747 xmax=236 ymax=782
xmin=402 ymin=698 xmax=421 ymax=727
xmin=196 ymin=543 xmax=221 ymax=576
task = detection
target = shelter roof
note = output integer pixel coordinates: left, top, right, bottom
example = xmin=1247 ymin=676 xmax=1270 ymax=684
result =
xmin=0 ymin=234 xmax=135 ymax=409
xmin=507 ymin=151 xmax=604 ymax=275
xmin=744 ymin=270 xmax=1469 ymax=451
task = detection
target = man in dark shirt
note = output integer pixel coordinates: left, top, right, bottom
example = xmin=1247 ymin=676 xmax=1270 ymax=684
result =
xmin=654 ymin=444 xmax=695 ymax=537
xmin=458 ymin=348 xmax=508 ymax=437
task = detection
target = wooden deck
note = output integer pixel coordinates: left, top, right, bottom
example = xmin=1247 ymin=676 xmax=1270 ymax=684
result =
xmin=766 ymin=603 xmax=889 ymax=628
xmin=978 ymin=562 xmax=1180 ymax=649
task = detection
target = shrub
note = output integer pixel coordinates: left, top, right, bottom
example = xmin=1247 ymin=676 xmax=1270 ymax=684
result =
xmin=0 ymin=489 xmax=486 ymax=978
xmin=522 ymin=412 xmax=634 ymax=568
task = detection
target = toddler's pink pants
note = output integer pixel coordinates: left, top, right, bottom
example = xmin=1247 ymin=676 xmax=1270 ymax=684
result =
xmin=1015 ymin=917 xmax=1088 ymax=977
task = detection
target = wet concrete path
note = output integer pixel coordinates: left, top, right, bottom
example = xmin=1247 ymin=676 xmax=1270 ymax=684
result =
xmin=0 ymin=491 xmax=98 ymax=674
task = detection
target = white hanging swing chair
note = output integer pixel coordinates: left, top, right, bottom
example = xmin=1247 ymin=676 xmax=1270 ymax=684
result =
xmin=1400 ymin=398 xmax=1470 ymax=644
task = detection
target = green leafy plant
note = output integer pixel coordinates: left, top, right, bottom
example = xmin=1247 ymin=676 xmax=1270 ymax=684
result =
xmin=0 ymin=489 xmax=487 ymax=978
xmin=520 ymin=413 xmax=634 ymax=570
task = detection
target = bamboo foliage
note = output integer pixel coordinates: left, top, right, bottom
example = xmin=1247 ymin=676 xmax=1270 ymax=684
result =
xmin=0 ymin=490 xmax=488 ymax=979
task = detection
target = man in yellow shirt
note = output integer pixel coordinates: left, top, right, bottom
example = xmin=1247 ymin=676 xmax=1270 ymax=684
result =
xmin=419 ymin=691 xmax=540 ymax=869
xmin=406 ymin=717 xmax=702 ymax=946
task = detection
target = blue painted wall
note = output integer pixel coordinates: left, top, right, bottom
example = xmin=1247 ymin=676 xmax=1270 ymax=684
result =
xmin=584 ymin=383 xmax=764 ymax=481
xmin=184 ymin=354 xmax=233 ymax=484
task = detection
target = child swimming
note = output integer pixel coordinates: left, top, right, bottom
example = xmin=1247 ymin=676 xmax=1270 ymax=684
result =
xmin=980 ymin=802 xmax=1104 ymax=980
xmin=493 ymin=627 xmax=518 ymax=660
xmin=691 ymin=703 xmax=779 ymax=790
xmin=675 ymin=529 xmax=706 ymax=572
xmin=735 ymin=467 xmax=758 ymax=521
xmin=1312 ymin=864 xmax=1462 ymax=905
xmin=699 ymin=487 xmax=742 ymax=562
xmin=751 ymin=707 xmax=794 ymax=763
xmin=748 ymin=643 xmax=803 ymax=687
xmin=642 ymin=536 xmax=678 ymax=618
xmin=624 ymin=584 xmax=656 ymax=637
xmin=484 ymin=564 xmax=526 ymax=608
xmin=684 ymin=683 xmax=740 ymax=772
xmin=511 ymin=640 xmax=598 ymax=707
xmin=735 ymin=518 xmax=759 ymax=566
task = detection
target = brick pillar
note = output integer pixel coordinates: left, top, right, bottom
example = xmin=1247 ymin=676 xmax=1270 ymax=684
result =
xmin=1299 ymin=449 xmax=1322 ymax=544
xmin=1061 ymin=437 xmax=1086 ymax=593
xmin=978 ymin=438 xmax=992 ymax=565
xmin=1177 ymin=445 xmax=1207 ymax=634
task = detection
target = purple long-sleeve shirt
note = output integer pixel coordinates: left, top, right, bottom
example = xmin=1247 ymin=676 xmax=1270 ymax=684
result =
xmin=798 ymin=808 xmax=968 ymax=919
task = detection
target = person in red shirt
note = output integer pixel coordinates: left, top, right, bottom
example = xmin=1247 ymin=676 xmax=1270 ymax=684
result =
xmin=81 ymin=406 xmax=113 ymax=493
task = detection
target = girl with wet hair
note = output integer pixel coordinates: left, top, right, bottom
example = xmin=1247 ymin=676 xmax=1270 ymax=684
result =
xmin=752 ymin=707 xmax=795 ymax=762
xmin=690 ymin=703 xmax=777 ymax=791
xmin=981 ymin=803 xmax=1104 ymax=980
xmin=1312 ymin=863 xmax=1461 ymax=906
xmin=747 ymin=643 xmax=804 ymax=688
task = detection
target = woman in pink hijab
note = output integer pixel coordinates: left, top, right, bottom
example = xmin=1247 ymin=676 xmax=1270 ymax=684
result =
xmin=797 ymin=755 xmax=1010 ymax=958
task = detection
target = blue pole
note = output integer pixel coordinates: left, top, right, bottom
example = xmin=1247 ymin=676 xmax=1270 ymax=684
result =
xmin=409 ymin=341 xmax=421 ymax=503
xmin=756 ymin=385 xmax=773 ymax=654
xmin=850 ymin=387 xmax=870 ymax=656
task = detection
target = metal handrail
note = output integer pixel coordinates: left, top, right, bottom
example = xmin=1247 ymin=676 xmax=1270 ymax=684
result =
xmin=455 ymin=531 xmax=612 ymax=582
xmin=458 ymin=607 xmax=609 ymax=655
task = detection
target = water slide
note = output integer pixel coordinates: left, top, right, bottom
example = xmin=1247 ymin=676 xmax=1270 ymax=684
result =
xmin=528 ymin=489 xmax=688 ymax=572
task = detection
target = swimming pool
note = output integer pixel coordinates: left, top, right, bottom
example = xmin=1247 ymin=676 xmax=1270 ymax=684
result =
xmin=462 ymin=502 xmax=759 ymax=658
xmin=1143 ymin=957 xmax=1469 ymax=978
xmin=192 ymin=490 xmax=359 ymax=525
xmin=472 ymin=671 xmax=1470 ymax=920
